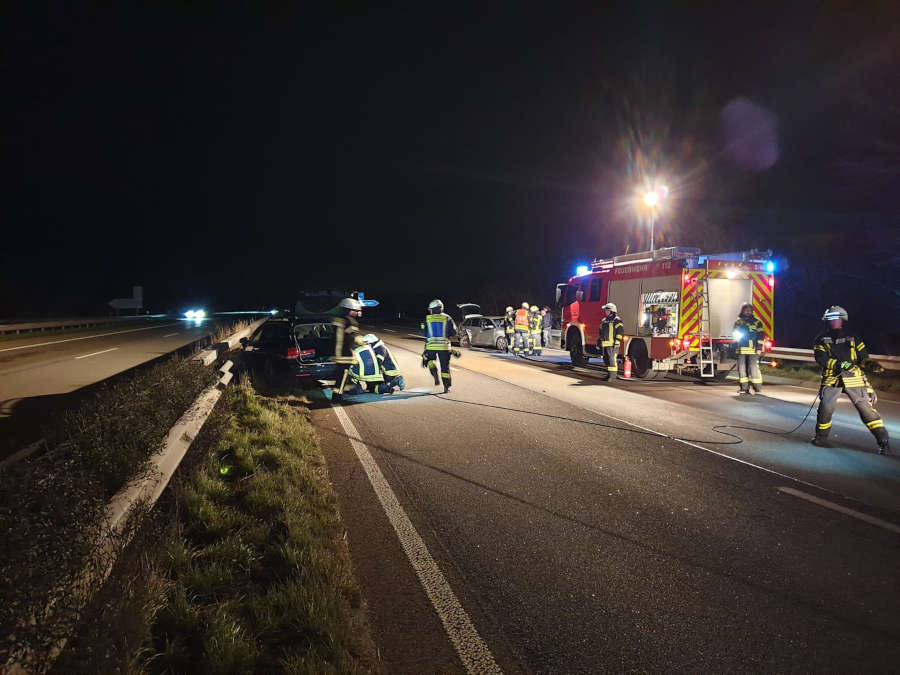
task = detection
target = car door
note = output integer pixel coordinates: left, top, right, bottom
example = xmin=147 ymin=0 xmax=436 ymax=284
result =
xmin=473 ymin=318 xmax=493 ymax=346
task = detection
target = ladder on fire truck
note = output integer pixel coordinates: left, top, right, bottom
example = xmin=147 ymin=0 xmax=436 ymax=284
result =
xmin=697 ymin=266 xmax=715 ymax=377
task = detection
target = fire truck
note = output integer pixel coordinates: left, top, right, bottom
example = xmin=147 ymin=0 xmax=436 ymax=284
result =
xmin=556 ymin=246 xmax=776 ymax=378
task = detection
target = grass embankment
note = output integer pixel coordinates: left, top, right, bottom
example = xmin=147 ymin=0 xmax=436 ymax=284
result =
xmin=57 ymin=383 xmax=376 ymax=673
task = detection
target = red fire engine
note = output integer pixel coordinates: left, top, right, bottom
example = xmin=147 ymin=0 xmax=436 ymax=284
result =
xmin=556 ymin=246 xmax=775 ymax=378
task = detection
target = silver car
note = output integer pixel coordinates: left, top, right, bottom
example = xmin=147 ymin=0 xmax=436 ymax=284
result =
xmin=459 ymin=314 xmax=508 ymax=350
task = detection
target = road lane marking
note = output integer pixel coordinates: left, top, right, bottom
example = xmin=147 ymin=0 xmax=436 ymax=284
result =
xmin=163 ymin=332 xmax=179 ymax=338
xmin=777 ymin=487 xmax=900 ymax=534
xmin=330 ymin=403 xmax=501 ymax=675
xmin=75 ymin=347 xmax=119 ymax=360
xmin=0 ymin=322 xmax=179 ymax=353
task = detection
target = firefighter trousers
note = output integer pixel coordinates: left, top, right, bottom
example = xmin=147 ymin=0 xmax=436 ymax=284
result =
xmin=530 ymin=332 xmax=542 ymax=356
xmin=425 ymin=349 xmax=451 ymax=389
xmin=514 ymin=329 xmax=529 ymax=354
xmin=602 ymin=346 xmax=618 ymax=377
xmin=737 ymin=353 xmax=762 ymax=392
xmin=505 ymin=330 xmax=514 ymax=353
xmin=815 ymin=385 xmax=888 ymax=444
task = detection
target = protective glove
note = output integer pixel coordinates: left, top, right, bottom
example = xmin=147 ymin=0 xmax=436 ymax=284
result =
xmin=421 ymin=353 xmax=428 ymax=369
xmin=840 ymin=361 xmax=854 ymax=371
xmin=451 ymin=349 xmax=462 ymax=359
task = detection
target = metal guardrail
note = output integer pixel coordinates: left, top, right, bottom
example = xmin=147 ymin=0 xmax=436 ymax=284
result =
xmin=0 ymin=316 xmax=163 ymax=335
xmin=769 ymin=347 xmax=899 ymax=370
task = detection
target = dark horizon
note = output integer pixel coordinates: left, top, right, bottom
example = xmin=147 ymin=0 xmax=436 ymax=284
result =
xmin=2 ymin=2 xmax=898 ymax=349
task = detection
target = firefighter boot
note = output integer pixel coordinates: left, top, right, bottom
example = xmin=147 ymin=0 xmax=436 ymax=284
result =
xmin=810 ymin=436 xmax=832 ymax=449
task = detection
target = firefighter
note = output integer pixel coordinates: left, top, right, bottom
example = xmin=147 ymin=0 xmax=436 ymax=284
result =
xmin=364 ymin=333 xmax=405 ymax=392
xmin=419 ymin=299 xmax=457 ymax=393
xmin=338 ymin=335 xmax=394 ymax=395
xmin=503 ymin=306 xmax=515 ymax=354
xmin=811 ymin=306 xmax=890 ymax=454
xmin=732 ymin=302 xmax=765 ymax=394
xmin=598 ymin=303 xmax=624 ymax=379
xmin=514 ymin=302 xmax=530 ymax=355
xmin=529 ymin=305 xmax=543 ymax=356
xmin=330 ymin=296 xmax=362 ymax=394
xmin=541 ymin=306 xmax=553 ymax=350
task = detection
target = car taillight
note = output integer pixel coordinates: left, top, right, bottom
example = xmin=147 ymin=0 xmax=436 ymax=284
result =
xmin=300 ymin=349 xmax=315 ymax=356
xmin=285 ymin=347 xmax=299 ymax=359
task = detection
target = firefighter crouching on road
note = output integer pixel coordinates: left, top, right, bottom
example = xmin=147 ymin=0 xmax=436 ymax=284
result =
xmin=598 ymin=303 xmax=624 ymax=379
xmin=529 ymin=305 xmax=542 ymax=356
xmin=733 ymin=302 xmax=764 ymax=395
xmin=811 ymin=305 xmax=890 ymax=454
xmin=504 ymin=306 xmax=515 ymax=354
xmin=514 ymin=302 xmax=530 ymax=356
xmin=338 ymin=335 xmax=395 ymax=395
xmin=364 ymin=333 xmax=406 ymax=393
xmin=420 ymin=299 xmax=457 ymax=393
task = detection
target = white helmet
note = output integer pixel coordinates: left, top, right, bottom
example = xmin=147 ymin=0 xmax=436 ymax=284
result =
xmin=521 ymin=302 xmax=530 ymax=309
xmin=530 ymin=305 xmax=539 ymax=312
xmin=363 ymin=333 xmax=378 ymax=344
xmin=602 ymin=303 xmax=617 ymax=313
xmin=340 ymin=297 xmax=362 ymax=312
xmin=823 ymin=305 xmax=848 ymax=321
xmin=505 ymin=306 xmax=514 ymax=313
xmin=428 ymin=298 xmax=444 ymax=311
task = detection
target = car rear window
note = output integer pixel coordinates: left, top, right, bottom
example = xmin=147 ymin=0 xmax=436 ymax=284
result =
xmin=251 ymin=322 xmax=290 ymax=343
xmin=294 ymin=323 xmax=336 ymax=356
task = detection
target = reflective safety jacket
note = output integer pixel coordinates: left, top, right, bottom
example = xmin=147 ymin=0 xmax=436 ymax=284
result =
xmin=813 ymin=328 xmax=868 ymax=388
xmin=732 ymin=316 xmax=765 ymax=355
xmin=332 ymin=316 xmax=359 ymax=365
xmin=514 ymin=308 xmax=530 ymax=330
xmin=349 ymin=344 xmax=384 ymax=382
xmin=599 ymin=314 xmax=624 ymax=348
xmin=529 ymin=312 xmax=542 ymax=334
xmin=371 ymin=339 xmax=400 ymax=376
xmin=504 ymin=313 xmax=515 ymax=335
xmin=420 ymin=313 xmax=457 ymax=351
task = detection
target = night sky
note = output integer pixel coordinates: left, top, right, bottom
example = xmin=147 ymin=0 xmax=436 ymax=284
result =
xmin=3 ymin=3 xmax=898 ymax=348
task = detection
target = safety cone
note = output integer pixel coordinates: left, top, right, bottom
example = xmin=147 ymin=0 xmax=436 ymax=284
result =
xmin=623 ymin=356 xmax=632 ymax=379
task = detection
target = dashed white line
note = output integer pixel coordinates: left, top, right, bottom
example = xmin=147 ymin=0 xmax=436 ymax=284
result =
xmin=163 ymin=332 xmax=179 ymax=338
xmin=75 ymin=347 xmax=119 ymax=360
xmin=777 ymin=487 xmax=900 ymax=534
xmin=330 ymin=403 xmax=501 ymax=675
xmin=0 ymin=322 xmax=179 ymax=353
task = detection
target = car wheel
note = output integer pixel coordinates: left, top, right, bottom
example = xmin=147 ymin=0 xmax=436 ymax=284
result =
xmin=496 ymin=336 xmax=507 ymax=351
xmin=460 ymin=331 xmax=472 ymax=348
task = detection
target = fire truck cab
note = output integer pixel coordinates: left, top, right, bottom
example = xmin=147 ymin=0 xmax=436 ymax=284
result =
xmin=556 ymin=246 xmax=775 ymax=378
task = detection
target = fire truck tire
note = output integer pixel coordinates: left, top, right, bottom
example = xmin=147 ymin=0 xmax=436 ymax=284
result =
xmin=568 ymin=336 xmax=588 ymax=367
xmin=626 ymin=339 xmax=654 ymax=379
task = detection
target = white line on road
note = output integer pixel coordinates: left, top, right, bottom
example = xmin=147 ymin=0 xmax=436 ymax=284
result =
xmin=330 ymin=403 xmax=502 ymax=675
xmin=163 ymin=332 xmax=179 ymax=338
xmin=777 ymin=487 xmax=900 ymax=534
xmin=75 ymin=347 xmax=119 ymax=360
xmin=0 ymin=322 xmax=179 ymax=353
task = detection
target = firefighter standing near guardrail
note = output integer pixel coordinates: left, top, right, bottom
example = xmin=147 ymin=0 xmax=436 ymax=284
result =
xmin=514 ymin=302 xmax=530 ymax=356
xmin=420 ymin=299 xmax=457 ymax=393
xmin=364 ymin=333 xmax=406 ymax=392
xmin=598 ymin=303 xmax=624 ymax=379
xmin=504 ymin=306 xmax=515 ymax=354
xmin=529 ymin=305 xmax=543 ymax=356
xmin=733 ymin=302 xmax=765 ymax=395
xmin=811 ymin=305 xmax=890 ymax=455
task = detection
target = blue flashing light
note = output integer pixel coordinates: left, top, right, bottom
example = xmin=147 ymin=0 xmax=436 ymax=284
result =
xmin=765 ymin=261 xmax=775 ymax=274
xmin=575 ymin=265 xmax=590 ymax=276
xmin=361 ymin=299 xmax=379 ymax=307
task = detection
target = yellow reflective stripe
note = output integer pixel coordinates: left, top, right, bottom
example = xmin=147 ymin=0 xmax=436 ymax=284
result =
xmin=867 ymin=420 xmax=885 ymax=429
xmin=817 ymin=422 xmax=832 ymax=429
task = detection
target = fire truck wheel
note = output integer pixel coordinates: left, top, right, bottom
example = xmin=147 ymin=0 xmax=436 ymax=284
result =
xmin=569 ymin=339 xmax=588 ymax=367
xmin=627 ymin=340 xmax=653 ymax=378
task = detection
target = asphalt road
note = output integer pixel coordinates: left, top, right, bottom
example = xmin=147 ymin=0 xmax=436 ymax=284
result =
xmin=314 ymin=329 xmax=900 ymax=673
xmin=0 ymin=317 xmax=232 ymax=456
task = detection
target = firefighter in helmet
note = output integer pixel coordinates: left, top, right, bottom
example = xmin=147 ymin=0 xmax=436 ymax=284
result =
xmin=529 ymin=305 xmax=543 ymax=356
xmin=338 ymin=335 xmax=394 ymax=395
xmin=503 ymin=306 xmax=515 ymax=354
xmin=364 ymin=333 xmax=405 ymax=393
xmin=811 ymin=306 xmax=890 ymax=454
xmin=419 ymin=299 xmax=457 ymax=393
xmin=732 ymin=302 xmax=765 ymax=394
xmin=513 ymin=302 xmax=531 ymax=356
xmin=598 ymin=303 xmax=624 ymax=379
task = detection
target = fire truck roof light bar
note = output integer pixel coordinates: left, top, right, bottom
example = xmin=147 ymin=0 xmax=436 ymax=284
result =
xmin=590 ymin=246 xmax=774 ymax=271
